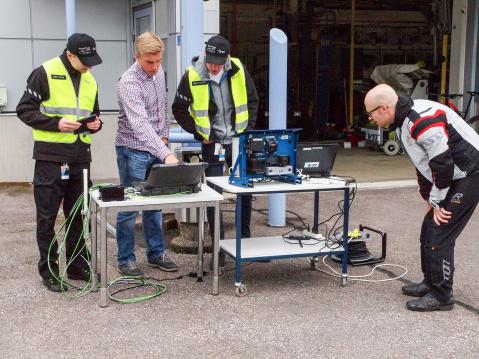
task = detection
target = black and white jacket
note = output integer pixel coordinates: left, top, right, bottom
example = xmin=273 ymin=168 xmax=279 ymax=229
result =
xmin=394 ymin=96 xmax=479 ymax=208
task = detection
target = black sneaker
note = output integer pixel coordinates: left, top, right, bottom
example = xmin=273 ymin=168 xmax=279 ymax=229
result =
xmin=68 ymin=269 xmax=101 ymax=283
xmin=148 ymin=253 xmax=178 ymax=272
xmin=406 ymin=293 xmax=454 ymax=312
xmin=67 ymin=268 xmax=92 ymax=282
xmin=402 ymin=281 xmax=430 ymax=297
xmin=42 ymin=277 xmax=68 ymax=292
xmin=118 ymin=262 xmax=144 ymax=277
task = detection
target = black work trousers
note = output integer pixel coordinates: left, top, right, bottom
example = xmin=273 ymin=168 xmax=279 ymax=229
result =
xmin=420 ymin=174 xmax=479 ymax=301
xmin=202 ymin=143 xmax=252 ymax=239
xmin=33 ymin=161 xmax=91 ymax=280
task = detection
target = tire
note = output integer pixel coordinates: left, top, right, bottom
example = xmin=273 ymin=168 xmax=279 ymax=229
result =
xmin=466 ymin=115 xmax=479 ymax=134
xmin=383 ymin=140 xmax=400 ymax=156
xmin=466 ymin=115 xmax=479 ymax=126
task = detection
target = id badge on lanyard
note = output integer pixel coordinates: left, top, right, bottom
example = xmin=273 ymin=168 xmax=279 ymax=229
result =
xmin=61 ymin=163 xmax=69 ymax=180
xmin=214 ymin=143 xmax=225 ymax=162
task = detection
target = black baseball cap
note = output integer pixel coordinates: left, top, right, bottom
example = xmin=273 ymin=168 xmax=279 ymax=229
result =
xmin=67 ymin=33 xmax=102 ymax=67
xmin=205 ymin=35 xmax=230 ymax=65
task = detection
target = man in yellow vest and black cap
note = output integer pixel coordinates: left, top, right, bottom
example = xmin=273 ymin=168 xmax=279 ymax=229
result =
xmin=172 ymin=35 xmax=258 ymax=271
xmin=16 ymin=33 xmax=102 ymax=292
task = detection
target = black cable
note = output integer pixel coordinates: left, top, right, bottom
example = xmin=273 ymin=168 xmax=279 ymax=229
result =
xmin=106 ymin=273 xmax=185 ymax=299
xmin=204 ymin=262 xmax=254 ymax=277
xmin=218 ymin=175 xmax=357 ymax=249
xmin=221 ymin=206 xmax=310 ymax=230
xmin=324 ymin=175 xmax=357 ymax=241
xmin=108 ymin=283 xmax=145 ymax=296
xmin=143 ymin=274 xmax=186 ymax=282
xmin=282 ymin=235 xmax=322 ymax=247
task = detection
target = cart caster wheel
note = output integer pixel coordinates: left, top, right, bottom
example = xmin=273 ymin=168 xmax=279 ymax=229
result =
xmin=235 ymin=284 xmax=247 ymax=297
xmin=308 ymin=257 xmax=318 ymax=270
xmin=342 ymin=277 xmax=348 ymax=287
xmin=383 ymin=140 xmax=400 ymax=156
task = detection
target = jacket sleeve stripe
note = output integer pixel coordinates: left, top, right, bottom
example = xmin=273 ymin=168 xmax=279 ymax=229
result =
xmin=415 ymin=122 xmax=448 ymax=140
xmin=410 ymin=109 xmax=447 ymax=139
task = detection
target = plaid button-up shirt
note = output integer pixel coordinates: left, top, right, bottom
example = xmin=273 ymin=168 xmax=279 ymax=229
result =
xmin=116 ymin=62 xmax=171 ymax=161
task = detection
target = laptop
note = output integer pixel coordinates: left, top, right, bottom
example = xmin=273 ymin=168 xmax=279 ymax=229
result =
xmin=296 ymin=143 xmax=339 ymax=177
xmin=133 ymin=162 xmax=208 ymax=196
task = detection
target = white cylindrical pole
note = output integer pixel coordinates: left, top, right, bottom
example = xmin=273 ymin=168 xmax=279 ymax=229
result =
xmin=180 ymin=0 xmax=204 ymax=72
xmin=268 ymin=28 xmax=288 ymax=227
xmin=65 ymin=0 xmax=76 ymax=37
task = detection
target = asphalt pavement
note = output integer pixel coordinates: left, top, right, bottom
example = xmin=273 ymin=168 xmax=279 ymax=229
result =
xmin=0 ymin=183 xmax=478 ymax=358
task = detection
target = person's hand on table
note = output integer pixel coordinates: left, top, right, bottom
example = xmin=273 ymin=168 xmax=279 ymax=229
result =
xmin=164 ymin=154 xmax=179 ymax=164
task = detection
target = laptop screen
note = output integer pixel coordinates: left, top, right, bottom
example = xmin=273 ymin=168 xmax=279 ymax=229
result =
xmin=296 ymin=143 xmax=339 ymax=177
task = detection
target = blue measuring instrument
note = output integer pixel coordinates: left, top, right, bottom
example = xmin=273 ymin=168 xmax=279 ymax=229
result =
xmin=229 ymin=129 xmax=302 ymax=188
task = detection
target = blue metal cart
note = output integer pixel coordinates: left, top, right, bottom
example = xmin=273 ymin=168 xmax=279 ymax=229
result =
xmin=206 ymin=176 xmax=350 ymax=296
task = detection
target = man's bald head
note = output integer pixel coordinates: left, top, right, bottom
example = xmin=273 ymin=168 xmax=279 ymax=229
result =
xmin=364 ymin=84 xmax=398 ymax=112
xmin=364 ymin=84 xmax=398 ymax=127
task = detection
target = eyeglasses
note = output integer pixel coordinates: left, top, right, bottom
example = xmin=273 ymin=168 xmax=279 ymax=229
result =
xmin=365 ymin=105 xmax=382 ymax=119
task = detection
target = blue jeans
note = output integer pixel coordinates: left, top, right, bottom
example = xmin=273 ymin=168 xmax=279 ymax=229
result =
xmin=116 ymin=146 xmax=165 ymax=265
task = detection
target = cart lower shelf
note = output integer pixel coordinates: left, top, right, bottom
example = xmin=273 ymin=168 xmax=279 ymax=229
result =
xmin=220 ymin=236 xmax=344 ymax=260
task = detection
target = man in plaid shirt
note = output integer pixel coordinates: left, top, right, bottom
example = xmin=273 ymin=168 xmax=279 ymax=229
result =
xmin=115 ymin=32 xmax=179 ymax=276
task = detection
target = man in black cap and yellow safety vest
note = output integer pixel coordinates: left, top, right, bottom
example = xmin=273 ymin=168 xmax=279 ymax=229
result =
xmin=17 ymin=33 xmax=102 ymax=292
xmin=172 ymin=34 xmax=258 ymax=271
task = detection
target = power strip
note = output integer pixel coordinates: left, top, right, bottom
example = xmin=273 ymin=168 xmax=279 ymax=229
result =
xmin=302 ymin=230 xmax=325 ymax=240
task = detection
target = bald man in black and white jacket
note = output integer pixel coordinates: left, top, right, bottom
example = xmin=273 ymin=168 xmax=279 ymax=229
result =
xmin=364 ymin=83 xmax=479 ymax=312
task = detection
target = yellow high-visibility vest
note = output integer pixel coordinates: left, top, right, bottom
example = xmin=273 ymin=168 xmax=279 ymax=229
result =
xmin=187 ymin=57 xmax=248 ymax=140
xmin=34 ymin=57 xmax=97 ymax=144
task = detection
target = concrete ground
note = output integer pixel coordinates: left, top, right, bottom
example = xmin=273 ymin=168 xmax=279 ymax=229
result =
xmin=1 ymin=149 xmax=478 ymax=358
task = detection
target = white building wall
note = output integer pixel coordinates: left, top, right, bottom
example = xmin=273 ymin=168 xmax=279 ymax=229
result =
xmin=0 ymin=0 xmax=220 ymax=182
xmin=0 ymin=0 xmax=129 ymax=112
xmin=0 ymin=0 xmax=128 ymax=182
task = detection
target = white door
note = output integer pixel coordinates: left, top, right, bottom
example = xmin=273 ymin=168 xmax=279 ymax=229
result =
xmin=133 ymin=5 xmax=153 ymax=40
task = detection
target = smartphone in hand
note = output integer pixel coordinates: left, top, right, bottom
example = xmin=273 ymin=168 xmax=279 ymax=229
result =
xmin=74 ymin=114 xmax=97 ymax=134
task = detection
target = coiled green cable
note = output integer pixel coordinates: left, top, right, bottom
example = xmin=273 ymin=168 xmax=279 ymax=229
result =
xmin=46 ymin=184 xmax=168 ymax=303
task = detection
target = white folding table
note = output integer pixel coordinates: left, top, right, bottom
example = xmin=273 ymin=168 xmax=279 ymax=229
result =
xmin=89 ymin=186 xmax=223 ymax=307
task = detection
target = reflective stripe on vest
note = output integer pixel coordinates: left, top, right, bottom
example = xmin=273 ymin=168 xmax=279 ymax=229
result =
xmin=187 ymin=68 xmax=210 ymax=140
xmin=34 ymin=57 xmax=97 ymax=144
xmin=187 ymin=57 xmax=249 ymax=140
xmin=229 ymin=58 xmax=248 ymax=133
